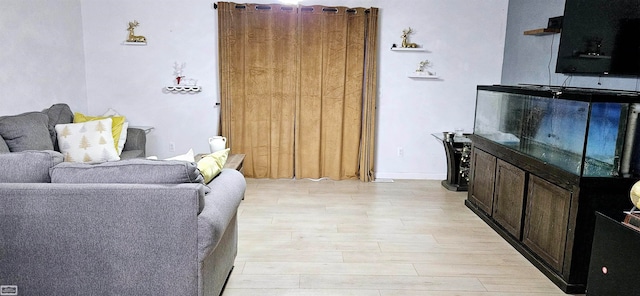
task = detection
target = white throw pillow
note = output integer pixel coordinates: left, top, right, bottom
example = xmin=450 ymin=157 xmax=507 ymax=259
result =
xmin=118 ymin=122 xmax=128 ymax=154
xmin=102 ymin=108 xmax=128 ymax=155
xmin=102 ymin=108 xmax=120 ymax=117
xmin=165 ymin=148 xmax=195 ymax=162
xmin=55 ymin=118 xmax=120 ymax=163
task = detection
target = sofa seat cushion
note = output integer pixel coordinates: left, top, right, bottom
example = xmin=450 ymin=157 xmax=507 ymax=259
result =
xmin=0 ymin=150 xmax=64 ymax=183
xmin=0 ymin=112 xmax=53 ymax=152
xmin=50 ymin=158 xmax=205 ymax=185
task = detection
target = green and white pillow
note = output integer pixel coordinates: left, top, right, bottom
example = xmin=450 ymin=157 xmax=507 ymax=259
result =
xmin=55 ymin=118 xmax=120 ymax=163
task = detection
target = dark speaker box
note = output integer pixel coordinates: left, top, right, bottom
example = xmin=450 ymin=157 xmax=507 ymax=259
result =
xmin=548 ymin=16 xmax=563 ymax=29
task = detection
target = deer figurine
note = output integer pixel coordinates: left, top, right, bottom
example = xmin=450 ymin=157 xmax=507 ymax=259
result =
xmin=173 ymin=62 xmax=198 ymax=86
xmin=401 ymin=27 xmax=418 ymax=48
xmin=126 ymin=20 xmax=146 ymax=43
xmin=416 ymin=60 xmax=430 ymax=72
xmin=416 ymin=60 xmax=435 ymax=75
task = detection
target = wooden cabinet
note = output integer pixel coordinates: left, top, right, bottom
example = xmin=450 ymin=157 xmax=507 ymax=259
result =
xmin=465 ymin=139 xmax=634 ymax=294
xmin=469 ymin=151 xmax=527 ymax=239
xmin=468 ymin=148 xmax=496 ymax=214
xmin=493 ymin=159 xmax=526 ymax=238
xmin=523 ymin=174 xmax=572 ymax=272
xmin=466 ymin=85 xmax=640 ymax=293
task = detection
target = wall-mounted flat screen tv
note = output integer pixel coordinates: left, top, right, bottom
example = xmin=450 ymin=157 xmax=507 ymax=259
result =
xmin=556 ymin=0 xmax=640 ymax=76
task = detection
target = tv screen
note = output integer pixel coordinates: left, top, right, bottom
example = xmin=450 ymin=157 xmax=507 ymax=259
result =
xmin=556 ymin=0 xmax=640 ymax=76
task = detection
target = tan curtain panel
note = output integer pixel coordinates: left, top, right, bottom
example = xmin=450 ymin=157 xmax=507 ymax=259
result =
xmin=296 ymin=6 xmax=367 ymax=180
xmin=360 ymin=7 xmax=378 ymax=182
xmin=218 ymin=3 xmax=378 ymax=181
xmin=218 ymin=2 xmax=298 ymax=178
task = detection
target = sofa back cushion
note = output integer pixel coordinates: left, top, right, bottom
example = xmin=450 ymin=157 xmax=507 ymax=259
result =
xmin=43 ymin=103 xmax=74 ymax=151
xmin=50 ymin=159 xmax=205 ymax=184
xmin=0 ymin=136 xmax=9 ymax=153
xmin=0 ymin=150 xmax=64 ymax=183
xmin=0 ymin=112 xmax=53 ymax=152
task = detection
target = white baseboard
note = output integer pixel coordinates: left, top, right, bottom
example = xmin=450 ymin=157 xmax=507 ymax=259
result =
xmin=374 ymin=172 xmax=446 ymax=180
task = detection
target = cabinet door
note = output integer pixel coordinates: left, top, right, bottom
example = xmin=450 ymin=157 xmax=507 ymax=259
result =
xmin=492 ymin=159 xmax=526 ymax=238
xmin=523 ymin=174 xmax=572 ymax=272
xmin=468 ymin=148 xmax=497 ymax=215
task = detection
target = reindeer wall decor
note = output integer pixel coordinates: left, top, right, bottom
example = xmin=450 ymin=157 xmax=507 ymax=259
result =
xmin=126 ymin=20 xmax=146 ymax=43
xmin=173 ymin=62 xmax=198 ymax=86
xmin=416 ymin=60 xmax=435 ymax=75
xmin=416 ymin=60 xmax=431 ymax=72
xmin=401 ymin=27 xmax=418 ymax=48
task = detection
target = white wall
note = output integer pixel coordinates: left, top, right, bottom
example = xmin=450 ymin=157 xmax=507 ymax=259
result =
xmin=1 ymin=0 xmax=508 ymax=180
xmin=0 ymin=0 xmax=87 ymax=115
xmin=502 ymin=0 xmax=640 ymax=91
xmin=375 ymin=0 xmax=508 ymax=179
xmin=79 ymin=0 xmax=508 ymax=180
xmin=80 ymin=0 xmax=219 ymax=158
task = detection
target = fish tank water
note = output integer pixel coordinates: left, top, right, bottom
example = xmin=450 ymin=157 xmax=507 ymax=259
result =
xmin=474 ymin=85 xmax=640 ymax=177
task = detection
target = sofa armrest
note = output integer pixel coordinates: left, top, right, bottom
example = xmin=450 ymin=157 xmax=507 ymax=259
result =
xmin=0 ymin=183 xmax=204 ymax=295
xmin=122 ymin=127 xmax=146 ymax=157
xmin=197 ymin=169 xmax=246 ymax=261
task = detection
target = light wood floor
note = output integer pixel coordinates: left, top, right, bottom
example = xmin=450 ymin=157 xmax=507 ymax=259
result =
xmin=224 ymin=178 xmax=582 ymax=296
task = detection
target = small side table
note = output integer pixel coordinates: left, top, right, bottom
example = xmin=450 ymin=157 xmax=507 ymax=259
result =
xmin=129 ymin=126 xmax=155 ymax=134
xmin=223 ymin=154 xmax=245 ymax=175
xmin=432 ymin=132 xmax=471 ymax=191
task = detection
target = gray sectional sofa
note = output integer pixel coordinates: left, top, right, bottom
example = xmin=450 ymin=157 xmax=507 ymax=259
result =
xmin=0 ymin=105 xmax=246 ymax=296
xmin=0 ymin=103 xmax=146 ymax=159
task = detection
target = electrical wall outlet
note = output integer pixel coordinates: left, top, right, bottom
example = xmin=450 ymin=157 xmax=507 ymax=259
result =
xmin=170 ymin=142 xmax=176 ymax=152
xmin=397 ymin=147 xmax=404 ymax=157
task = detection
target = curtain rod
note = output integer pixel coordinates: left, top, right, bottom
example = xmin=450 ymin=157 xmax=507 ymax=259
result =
xmin=214 ymin=2 xmax=371 ymax=13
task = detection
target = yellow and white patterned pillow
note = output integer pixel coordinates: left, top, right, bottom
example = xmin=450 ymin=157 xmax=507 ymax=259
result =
xmin=55 ymin=118 xmax=120 ymax=163
xmin=73 ymin=112 xmax=126 ymax=153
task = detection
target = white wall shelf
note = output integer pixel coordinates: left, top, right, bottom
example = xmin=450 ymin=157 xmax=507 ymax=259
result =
xmin=523 ymin=28 xmax=561 ymax=36
xmin=578 ymin=54 xmax=611 ymax=59
xmin=164 ymin=85 xmax=202 ymax=92
xmin=391 ymin=47 xmax=425 ymax=52
xmin=408 ymin=72 xmax=439 ymax=79
xmin=122 ymin=41 xmax=147 ymax=46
